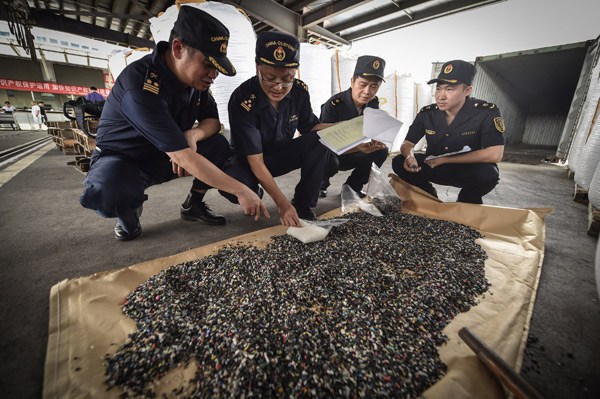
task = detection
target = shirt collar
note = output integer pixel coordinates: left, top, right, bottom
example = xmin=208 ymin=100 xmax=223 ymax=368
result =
xmin=152 ymin=41 xmax=188 ymax=96
xmin=344 ymin=87 xmax=368 ymax=115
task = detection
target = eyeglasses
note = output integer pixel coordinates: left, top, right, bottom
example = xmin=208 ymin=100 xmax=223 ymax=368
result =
xmin=258 ymin=71 xmax=294 ymax=88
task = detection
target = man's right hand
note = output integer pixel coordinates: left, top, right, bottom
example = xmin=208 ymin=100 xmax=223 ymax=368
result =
xmin=279 ymin=201 xmax=301 ymax=227
xmin=237 ymin=188 xmax=270 ymax=221
xmin=404 ymin=155 xmax=421 ymax=172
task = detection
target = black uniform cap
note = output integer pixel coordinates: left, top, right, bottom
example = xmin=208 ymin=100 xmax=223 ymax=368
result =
xmin=428 ymin=60 xmax=475 ymax=85
xmin=255 ymin=31 xmax=300 ymax=68
xmin=172 ymin=5 xmax=236 ymax=76
xmin=353 ymin=55 xmax=386 ymax=81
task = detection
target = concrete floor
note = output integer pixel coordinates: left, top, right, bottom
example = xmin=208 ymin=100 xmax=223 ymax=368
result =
xmin=0 ymin=131 xmax=598 ymax=398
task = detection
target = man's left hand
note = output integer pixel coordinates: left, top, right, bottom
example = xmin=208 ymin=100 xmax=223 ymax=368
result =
xmin=356 ymin=140 xmax=387 ymax=154
xmin=172 ymin=160 xmax=190 ymax=177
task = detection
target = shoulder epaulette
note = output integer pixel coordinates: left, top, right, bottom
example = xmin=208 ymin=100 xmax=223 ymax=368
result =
xmin=330 ymin=97 xmax=343 ymax=106
xmin=420 ymin=103 xmax=438 ymax=112
xmin=240 ymin=93 xmax=256 ymax=112
xmin=295 ymin=79 xmax=309 ymax=92
xmin=143 ymin=69 xmax=160 ymax=95
xmin=473 ymin=101 xmax=497 ymax=110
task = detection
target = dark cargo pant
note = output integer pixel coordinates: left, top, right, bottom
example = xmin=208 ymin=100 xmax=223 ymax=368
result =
xmin=321 ymin=147 xmax=389 ymax=192
xmin=80 ymin=134 xmax=230 ymax=232
xmin=220 ymin=132 xmax=328 ymax=208
xmin=391 ymin=153 xmax=499 ymax=204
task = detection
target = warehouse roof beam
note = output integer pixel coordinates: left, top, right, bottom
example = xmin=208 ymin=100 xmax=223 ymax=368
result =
xmin=287 ymin=0 xmax=319 ymax=12
xmin=29 ymin=9 xmax=153 ymax=48
xmin=325 ymin=0 xmax=429 ymax=34
xmin=221 ymin=0 xmax=301 ymax=36
xmin=343 ymin=0 xmax=505 ymax=41
xmin=302 ymin=0 xmax=372 ymax=27
xmin=306 ymin=24 xmax=350 ymax=46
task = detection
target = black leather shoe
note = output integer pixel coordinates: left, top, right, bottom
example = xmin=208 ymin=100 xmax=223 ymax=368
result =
xmin=181 ymin=194 xmax=226 ymax=225
xmin=114 ymin=222 xmax=142 ymax=241
xmin=291 ymin=200 xmax=316 ymax=220
xmin=319 ymin=189 xmax=327 ymax=198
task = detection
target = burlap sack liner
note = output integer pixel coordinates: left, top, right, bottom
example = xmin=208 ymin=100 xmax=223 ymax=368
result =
xmin=44 ymin=175 xmax=548 ymax=398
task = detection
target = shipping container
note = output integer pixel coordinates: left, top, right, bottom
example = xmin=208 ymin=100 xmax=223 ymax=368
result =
xmin=471 ymin=41 xmax=592 ymax=151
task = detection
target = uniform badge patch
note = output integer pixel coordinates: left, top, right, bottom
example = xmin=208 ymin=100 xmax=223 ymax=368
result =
xmin=274 ymin=46 xmax=286 ymax=61
xmin=444 ymin=64 xmax=453 ymax=74
xmin=474 ymin=102 xmax=497 ymax=110
xmin=295 ymin=79 xmax=308 ymax=92
xmin=241 ymin=94 xmax=256 ymax=112
xmin=420 ymin=104 xmax=438 ymax=112
xmin=425 ymin=129 xmax=436 ymax=135
xmin=331 ymin=98 xmax=343 ymax=106
xmin=373 ymin=60 xmax=380 ymax=70
xmin=494 ymin=117 xmax=505 ymax=133
xmin=143 ymin=70 xmax=160 ymax=95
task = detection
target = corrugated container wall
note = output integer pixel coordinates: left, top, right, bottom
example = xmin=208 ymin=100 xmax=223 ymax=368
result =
xmin=522 ymin=114 xmax=568 ymax=146
xmin=469 ymin=42 xmax=589 ymax=151
xmin=557 ymin=38 xmax=600 ymax=158
xmin=471 ymin=64 xmax=526 ymax=144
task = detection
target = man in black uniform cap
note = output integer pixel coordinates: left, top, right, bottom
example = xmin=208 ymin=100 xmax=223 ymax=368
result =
xmin=319 ymin=55 xmax=389 ymax=198
xmin=80 ymin=6 xmax=268 ymax=241
xmin=391 ymin=60 xmax=505 ymax=204
xmin=222 ymin=31 xmax=331 ymax=227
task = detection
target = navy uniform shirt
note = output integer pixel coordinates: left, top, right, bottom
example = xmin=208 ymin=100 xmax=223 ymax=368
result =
xmin=228 ymin=76 xmax=320 ymax=156
xmin=405 ymin=96 xmax=505 ymax=157
xmin=95 ymin=41 xmax=219 ymax=171
xmin=319 ymin=87 xmax=379 ymax=123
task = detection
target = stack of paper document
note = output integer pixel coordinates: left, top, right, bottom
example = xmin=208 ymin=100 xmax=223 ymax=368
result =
xmin=317 ymin=108 xmax=403 ymax=155
xmin=424 ymin=146 xmax=471 ymax=160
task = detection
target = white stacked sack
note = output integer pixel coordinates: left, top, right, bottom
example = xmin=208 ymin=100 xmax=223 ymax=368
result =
xmin=575 ymin=116 xmax=600 ymax=190
xmin=567 ymin=59 xmax=600 ymax=174
xmin=299 ymin=43 xmax=334 ymax=118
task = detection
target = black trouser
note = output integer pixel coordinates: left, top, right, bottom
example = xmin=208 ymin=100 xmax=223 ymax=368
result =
xmin=391 ymin=153 xmax=499 ymax=204
xmin=220 ymin=132 xmax=328 ymax=208
xmin=321 ymin=147 xmax=389 ymax=192
xmin=80 ymin=134 xmax=230 ymax=232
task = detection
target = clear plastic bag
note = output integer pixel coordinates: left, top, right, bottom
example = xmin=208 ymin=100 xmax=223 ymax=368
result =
xmin=287 ymin=218 xmax=350 ymax=244
xmin=365 ymin=163 xmax=402 ymax=215
xmin=341 ymin=182 xmax=383 ymax=217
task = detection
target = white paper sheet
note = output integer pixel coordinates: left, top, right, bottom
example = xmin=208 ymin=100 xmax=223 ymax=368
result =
xmin=363 ymin=107 xmax=403 ymax=146
xmin=317 ymin=116 xmax=367 ymax=155
xmin=425 ymin=145 xmax=472 ymax=161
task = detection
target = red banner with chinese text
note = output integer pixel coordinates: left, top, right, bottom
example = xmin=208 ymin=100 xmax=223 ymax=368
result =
xmin=0 ymin=78 xmax=111 ymax=97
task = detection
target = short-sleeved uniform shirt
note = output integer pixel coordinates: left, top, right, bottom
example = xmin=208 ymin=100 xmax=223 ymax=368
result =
xmin=319 ymin=87 xmax=379 ymax=123
xmin=95 ymin=41 xmax=219 ymax=172
xmin=405 ymin=96 xmax=505 ymax=157
xmin=228 ymin=76 xmax=320 ymax=157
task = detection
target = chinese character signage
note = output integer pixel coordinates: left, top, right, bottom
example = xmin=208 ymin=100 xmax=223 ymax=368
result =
xmin=0 ymin=78 xmax=111 ymax=97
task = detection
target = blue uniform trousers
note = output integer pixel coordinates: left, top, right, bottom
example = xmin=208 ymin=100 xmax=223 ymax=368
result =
xmin=80 ymin=134 xmax=230 ymax=232
xmin=322 ymin=147 xmax=389 ymax=192
xmin=220 ymin=132 xmax=327 ymax=208
xmin=392 ymin=153 xmax=499 ymax=204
